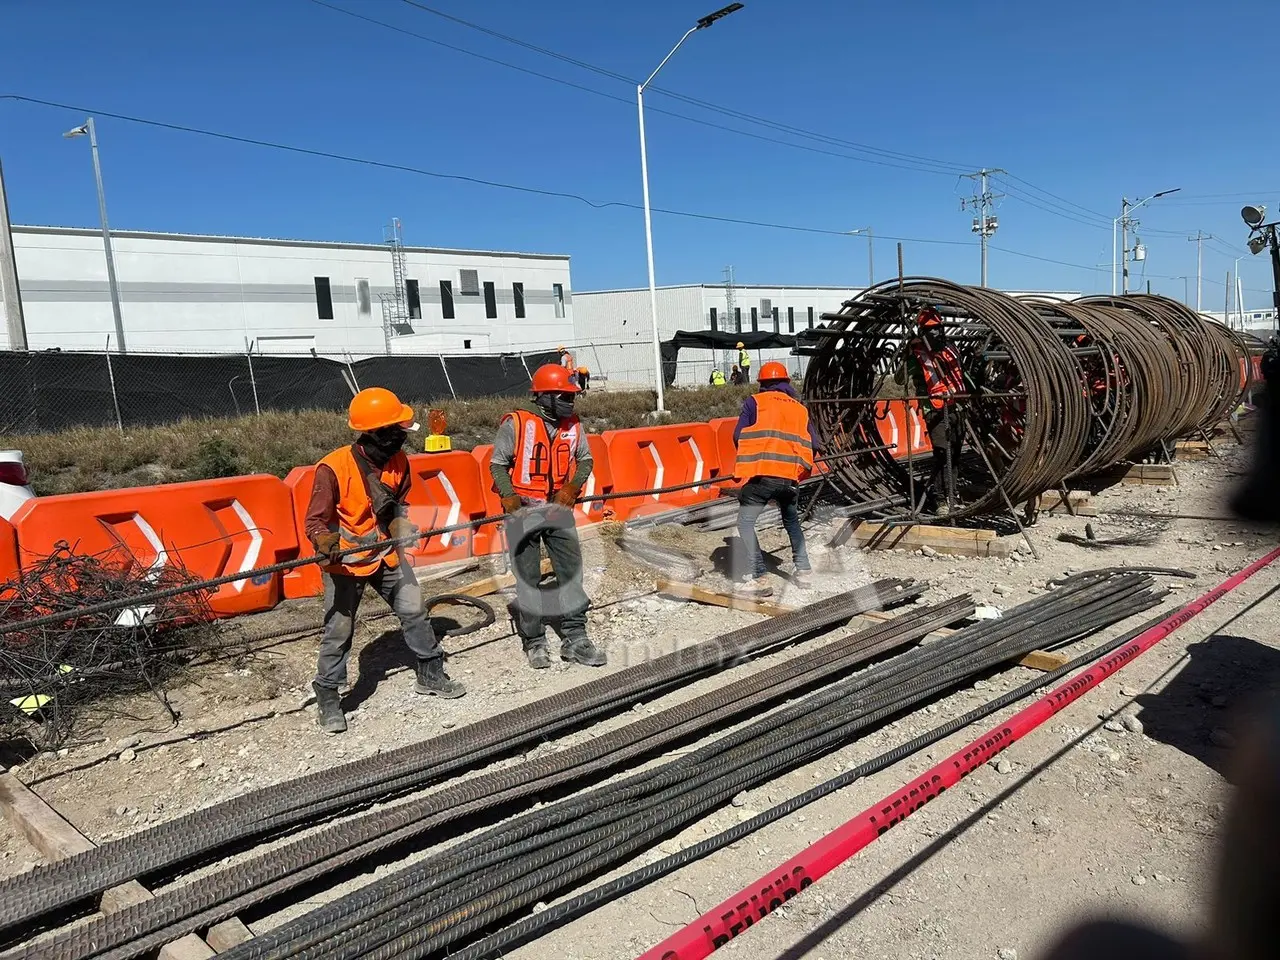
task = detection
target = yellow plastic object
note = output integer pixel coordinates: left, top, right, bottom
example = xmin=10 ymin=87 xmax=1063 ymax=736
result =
xmin=424 ymin=434 xmax=452 ymax=452
xmin=10 ymin=693 xmax=51 ymax=715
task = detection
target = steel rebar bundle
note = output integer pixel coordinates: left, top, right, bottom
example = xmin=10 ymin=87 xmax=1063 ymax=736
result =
xmin=212 ymin=571 xmax=1165 ymax=960
xmin=801 ymin=281 xmax=1256 ymax=521
xmin=0 ymin=581 xmax=919 ymax=947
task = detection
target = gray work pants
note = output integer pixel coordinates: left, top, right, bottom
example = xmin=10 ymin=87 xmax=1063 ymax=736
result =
xmin=507 ymin=505 xmax=589 ymax=647
xmin=314 ymin=561 xmax=441 ymax=690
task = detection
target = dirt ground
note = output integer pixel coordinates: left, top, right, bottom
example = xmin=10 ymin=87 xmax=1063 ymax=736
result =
xmin=2 ymin=434 xmax=1276 ymax=960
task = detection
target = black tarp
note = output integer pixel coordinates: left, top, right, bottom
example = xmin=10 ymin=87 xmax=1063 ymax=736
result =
xmin=659 ymin=330 xmax=797 ymax=386
xmin=0 ymin=349 xmax=562 ymax=435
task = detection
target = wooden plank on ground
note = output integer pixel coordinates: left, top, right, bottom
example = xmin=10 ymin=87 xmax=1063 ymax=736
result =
xmin=205 ymin=920 xmax=257 ymax=952
xmin=1119 ymin=463 xmax=1177 ymax=485
xmin=452 ymin=559 xmax=554 ymax=598
xmin=846 ymin=521 xmax=1013 ymax=558
xmin=1037 ymin=490 xmax=1097 ymax=516
xmin=655 ymin=579 xmax=799 ymax=617
xmin=0 ymin=772 xmax=224 ymax=958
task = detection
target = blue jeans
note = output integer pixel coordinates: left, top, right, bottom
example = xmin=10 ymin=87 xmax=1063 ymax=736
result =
xmin=736 ymin=476 xmax=811 ymax=580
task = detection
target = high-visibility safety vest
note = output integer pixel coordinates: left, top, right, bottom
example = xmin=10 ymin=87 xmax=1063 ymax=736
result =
xmin=736 ymin=391 xmax=815 ymax=482
xmin=504 ymin=409 xmax=580 ymax=502
xmin=711 ymin=369 xmax=726 ymax=386
xmin=317 ymin=445 xmax=410 ymax=578
xmin=912 ymin=341 xmax=965 ymax=410
xmin=739 ymin=349 xmax=751 ymax=370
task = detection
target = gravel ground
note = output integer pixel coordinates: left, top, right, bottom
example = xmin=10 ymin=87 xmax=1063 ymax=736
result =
xmin=1 ymin=437 xmax=1275 ymax=960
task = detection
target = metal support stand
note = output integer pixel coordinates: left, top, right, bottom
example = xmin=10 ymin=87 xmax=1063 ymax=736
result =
xmin=963 ymin=418 xmax=1039 ymax=559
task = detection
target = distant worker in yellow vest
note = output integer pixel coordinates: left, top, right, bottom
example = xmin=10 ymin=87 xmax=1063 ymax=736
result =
xmin=710 ymin=368 xmax=727 ymax=386
xmin=305 ymin=388 xmax=465 ymax=734
xmin=490 ymin=364 xmax=606 ymax=670
xmin=736 ymin=341 xmax=751 ymax=378
xmin=558 ymin=345 xmax=578 ymax=386
xmin=732 ymin=361 xmax=819 ymax=597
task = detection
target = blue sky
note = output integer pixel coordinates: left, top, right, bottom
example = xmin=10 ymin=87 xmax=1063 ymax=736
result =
xmin=2 ymin=0 xmax=1277 ymax=305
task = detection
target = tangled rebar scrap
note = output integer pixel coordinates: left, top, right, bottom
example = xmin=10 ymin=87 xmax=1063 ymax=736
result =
xmin=801 ymin=280 xmax=1257 ymax=521
xmin=0 ymin=544 xmax=225 ymax=749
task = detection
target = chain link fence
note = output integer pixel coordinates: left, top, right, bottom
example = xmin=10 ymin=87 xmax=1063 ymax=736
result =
xmin=0 ymin=347 xmax=559 ymax=436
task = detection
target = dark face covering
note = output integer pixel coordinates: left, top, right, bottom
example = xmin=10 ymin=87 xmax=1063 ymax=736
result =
xmin=360 ymin=426 xmax=407 ymax=466
xmin=535 ymin=392 xmax=576 ymax=422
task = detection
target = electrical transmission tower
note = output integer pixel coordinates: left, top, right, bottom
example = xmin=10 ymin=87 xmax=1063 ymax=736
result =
xmin=379 ymin=217 xmax=411 ymax=355
xmin=723 ymin=265 xmax=737 ymax=334
xmin=961 ymin=169 xmax=1006 ymax=287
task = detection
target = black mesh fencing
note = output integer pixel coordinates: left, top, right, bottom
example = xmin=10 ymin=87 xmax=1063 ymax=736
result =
xmin=0 ymin=349 xmax=561 ymax=436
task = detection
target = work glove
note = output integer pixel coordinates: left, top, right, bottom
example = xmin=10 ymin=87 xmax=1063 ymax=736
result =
xmin=500 ymin=495 xmax=524 ymax=516
xmin=314 ymin=531 xmax=342 ymax=564
xmin=387 ymin=516 xmax=419 ymax=543
xmin=552 ymin=482 xmax=582 ymax=509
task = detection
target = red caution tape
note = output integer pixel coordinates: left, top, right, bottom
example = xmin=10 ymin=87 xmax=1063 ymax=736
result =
xmin=638 ymin=547 xmax=1280 ymax=960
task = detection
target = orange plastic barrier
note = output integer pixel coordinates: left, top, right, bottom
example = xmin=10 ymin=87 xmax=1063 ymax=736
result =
xmin=11 ymin=476 xmax=298 ymax=617
xmin=0 ymin=517 xmax=17 ymax=588
xmin=604 ymin=422 xmax=725 ymax=522
xmin=283 ymin=452 xmax=490 ymax=598
xmin=873 ymin=400 xmax=932 ymax=458
xmin=709 ymin=417 xmax=743 ymax=490
xmin=472 ymin=435 xmax=615 ymax=554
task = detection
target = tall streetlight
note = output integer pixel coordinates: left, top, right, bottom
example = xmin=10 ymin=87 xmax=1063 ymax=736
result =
xmin=64 ymin=117 xmax=126 ymax=353
xmin=848 ymin=227 xmax=874 ymax=288
xmin=638 ymin=3 xmax=743 ymax=413
xmin=1112 ymin=188 xmax=1180 ymax=295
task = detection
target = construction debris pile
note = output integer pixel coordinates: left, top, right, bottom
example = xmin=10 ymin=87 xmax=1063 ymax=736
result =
xmin=0 ymin=544 xmax=224 ymax=748
xmin=801 ymin=280 xmax=1257 ymax=521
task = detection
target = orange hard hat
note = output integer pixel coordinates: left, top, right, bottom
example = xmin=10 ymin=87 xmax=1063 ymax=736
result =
xmin=348 ymin=387 xmax=418 ymax=432
xmin=530 ymin=363 xmax=580 ymax=394
xmin=759 ymin=360 xmax=790 ymax=382
xmin=577 ymin=365 xmax=589 ymax=374
xmin=919 ymin=307 xmax=943 ymax=329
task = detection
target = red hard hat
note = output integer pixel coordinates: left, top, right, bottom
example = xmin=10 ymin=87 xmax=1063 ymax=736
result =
xmin=919 ymin=307 xmax=943 ymax=329
xmin=530 ymin=363 xmax=580 ymax=394
xmin=759 ymin=360 xmax=790 ymax=382
xmin=348 ymin=387 xmax=418 ymax=432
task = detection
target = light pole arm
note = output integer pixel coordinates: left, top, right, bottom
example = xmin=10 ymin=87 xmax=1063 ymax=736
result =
xmin=642 ymin=26 xmax=698 ymax=91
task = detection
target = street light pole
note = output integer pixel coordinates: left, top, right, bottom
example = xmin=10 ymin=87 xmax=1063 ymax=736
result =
xmin=638 ymin=3 xmax=742 ymax=414
xmin=849 ymin=227 xmax=873 ymax=288
xmin=65 ymin=117 xmax=126 ymax=353
xmin=1115 ymin=188 xmax=1180 ymax=296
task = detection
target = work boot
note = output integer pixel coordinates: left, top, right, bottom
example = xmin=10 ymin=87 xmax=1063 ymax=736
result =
xmin=414 ymin=657 xmax=466 ymax=699
xmin=561 ymin=637 xmax=607 ymax=667
xmin=792 ymin=569 xmax=814 ymax=589
xmin=312 ymin=681 xmax=347 ymax=734
xmin=735 ymin=576 xmax=774 ymax=599
xmin=525 ymin=642 xmax=552 ymax=670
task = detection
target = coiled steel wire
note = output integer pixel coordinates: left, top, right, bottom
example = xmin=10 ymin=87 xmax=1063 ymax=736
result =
xmin=803 ymin=282 xmax=1255 ymax=519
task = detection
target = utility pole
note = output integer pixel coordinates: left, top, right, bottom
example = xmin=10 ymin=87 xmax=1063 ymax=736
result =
xmin=848 ymin=227 xmax=873 ymax=288
xmin=64 ymin=118 xmax=126 ymax=353
xmin=0 ymin=159 xmax=27 ymax=351
xmin=961 ymin=169 xmax=1005 ymax=287
xmin=1115 ymin=189 xmax=1180 ymax=296
xmin=1188 ymin=231 xmax=1213 ymax=311
xmin=1225 ymin=271 xmax=1231 ymax=330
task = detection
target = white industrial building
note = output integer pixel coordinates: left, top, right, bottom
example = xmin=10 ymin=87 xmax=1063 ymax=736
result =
xmin=0 ymin=225 xmax=575 ymax=357
xmin=571 ymin=283 xmax=1085 ymax=387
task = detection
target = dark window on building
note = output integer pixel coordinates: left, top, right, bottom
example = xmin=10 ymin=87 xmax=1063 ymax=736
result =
xmin=709 ymin=306 xmax=718 ymax=331
xmin=807 ymin=306 xmax=815 ymax=329
xmin=405 ymin=279 xmax=422 ymax=320
xmin=750 ymin=307 xmax=759 ymax=332
xmin=464 ymin=339 xmax=472 ymax=350
xmin=513 ymin=282 xmax=525 ymax=319
xmin=460 ymin=269 xmax=480 ymax=296
xmin=734 ymin=307 xmax=742 ymax=333
xmin=483 ymin=281 xmax=497 ymax=319
xmin=553 ymin=283 xmax=565 ymax=318
xmin=772 ymin=307 xmax=780 ymax=333
xmin=787 ymin=306 xmax=795 ymax=333
xmin=314 ymin=277 xmax=334 ymax=320
xmin=440 ymin=280 xmax=455 ymax=320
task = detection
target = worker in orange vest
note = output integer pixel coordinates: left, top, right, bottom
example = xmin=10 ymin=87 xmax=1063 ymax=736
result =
xmin=733 ymin=361 xmax=818 ymax=597
xmin=558 ymin=345 xmax=578 ymax=386
xmin=901 ymin=308 xmax=967 ymax=513
xmin=490 ymin=364 xmax=606 ymax=670
xmin=305 ymin=387 xmax=465 ymax=733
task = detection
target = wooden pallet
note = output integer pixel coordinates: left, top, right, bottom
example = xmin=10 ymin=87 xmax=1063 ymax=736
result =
xmin=841 ymin=521 xmax=1015 ymax=559
xmin=0 ymin=773 xmax=253 ymax=957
